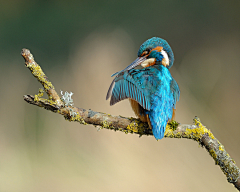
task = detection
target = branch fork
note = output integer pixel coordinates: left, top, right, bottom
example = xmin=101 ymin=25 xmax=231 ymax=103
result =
xmin=21 ymin=48 xmax=240 ymax=190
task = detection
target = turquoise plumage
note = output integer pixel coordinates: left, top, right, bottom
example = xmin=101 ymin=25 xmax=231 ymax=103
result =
xmin=106 ymin=37 xmax=180 ymax=140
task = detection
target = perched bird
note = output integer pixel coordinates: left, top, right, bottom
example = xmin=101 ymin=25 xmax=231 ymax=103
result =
xmin=106 ymin=37 xmax=180 ymax=140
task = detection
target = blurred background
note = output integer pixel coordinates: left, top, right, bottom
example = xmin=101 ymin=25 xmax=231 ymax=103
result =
xmin=0 ymin=0 xmax=240 ymax=191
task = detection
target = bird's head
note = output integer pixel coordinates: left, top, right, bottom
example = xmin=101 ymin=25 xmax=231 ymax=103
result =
xmin=138 ymin=37 xmax=174 ymax=68
xmin=111 ymin=37 xmax=174 ymax=77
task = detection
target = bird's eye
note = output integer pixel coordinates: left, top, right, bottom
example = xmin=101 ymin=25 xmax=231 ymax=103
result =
xmin=141 ymin=50 xmax=149 ymax=56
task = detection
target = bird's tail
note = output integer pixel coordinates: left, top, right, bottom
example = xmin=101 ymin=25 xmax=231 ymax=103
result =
xmin=147 ymin=110 xmax=170 ymax=140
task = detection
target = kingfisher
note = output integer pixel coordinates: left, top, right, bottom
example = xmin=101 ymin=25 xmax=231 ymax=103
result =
xmin=106 ymin=37 xmax=180 ymax=140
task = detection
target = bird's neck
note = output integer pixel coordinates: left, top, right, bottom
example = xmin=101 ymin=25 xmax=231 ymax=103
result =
xmin=156 ymin=65 xmax=172 ymax=89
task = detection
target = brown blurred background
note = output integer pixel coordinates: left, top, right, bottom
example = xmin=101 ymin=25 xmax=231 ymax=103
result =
xmin=0 ymin=0 xmax=240 ymax=191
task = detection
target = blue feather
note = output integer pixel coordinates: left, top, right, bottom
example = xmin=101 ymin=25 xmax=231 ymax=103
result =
xmin=138 ymin=37 xmax=174 ymax=68
xmin=106 ymin=37 xmax=180 ymax=140
xmin=145 ymin=66 xmax=175 ymax=140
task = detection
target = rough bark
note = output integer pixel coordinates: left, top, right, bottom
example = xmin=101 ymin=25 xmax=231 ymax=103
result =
xmin=21 ymin=48 xmax=240 ymax=191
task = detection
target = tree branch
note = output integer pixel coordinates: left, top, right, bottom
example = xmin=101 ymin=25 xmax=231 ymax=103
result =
xmin=21 ymin=48 xmax=240 ymax=191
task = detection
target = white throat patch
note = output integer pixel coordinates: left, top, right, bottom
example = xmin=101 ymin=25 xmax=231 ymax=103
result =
xmin=161 ymin=50 xmax=169 ymax=66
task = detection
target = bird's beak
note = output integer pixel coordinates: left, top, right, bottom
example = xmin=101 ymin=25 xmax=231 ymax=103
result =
xmin=111 ymin=57 xmax=147 ymax=77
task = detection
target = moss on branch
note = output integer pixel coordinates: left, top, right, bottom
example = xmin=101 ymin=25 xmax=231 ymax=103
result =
xmin=21 ymin=48 xmax=240 ymax=191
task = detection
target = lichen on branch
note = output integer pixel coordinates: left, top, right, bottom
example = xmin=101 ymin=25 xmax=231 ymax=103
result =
xmin=21 ymin=48 xmax=240 ymax=191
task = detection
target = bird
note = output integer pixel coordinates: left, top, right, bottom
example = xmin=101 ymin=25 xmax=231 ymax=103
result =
xmin=106 ymin=37 xmax=180 ymax=140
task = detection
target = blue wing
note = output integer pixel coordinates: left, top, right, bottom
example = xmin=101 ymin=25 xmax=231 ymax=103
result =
xmin=145 ymin=67 xmax=180 ymax=140
xmin=170 ymin=78 xmax=180 ymax=108
xmin=106 ymin=66 xmax=180 ymax=141
xmin=106 ymin=67 xmax=159 ymax=111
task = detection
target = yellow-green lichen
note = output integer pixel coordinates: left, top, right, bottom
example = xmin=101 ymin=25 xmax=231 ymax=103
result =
xmin=47 ymin=99 xmax=58 ymax=106
xmin=34 ymin=88 xmax=60 ymax=111
xmin=30 ymin=64 xmax=60 ymax=109
xmin=206 ymin=134 xmax=240 ymax=183
xmin=164 ymin=124 xmax=184 ymax=138
xmin=65 ymin=111 xmax=87 ymax=125
xmin=29 ymin=64 xmax=54 ymax=91
xmin=34 ymin=88 xmax=44 ymax=102
xmin=102 ymin=120 xmax=116 ymax=131
xmin=102 ymin=120 xmax=111 ymax=128
xmin=219 ymin=145 xmax=224 ymax=151
xmin=164 ymin=125 xmax=175 ymax=138
xmin=185 ymin=118 xmax=215 ymax=141
xmin=209 ymin=149 xmax=218 ymax=160
xmin=175 ymin=131 xmax=182 ymax=138
xmin=126 ymin=118 xmax=149 ymax=136
xmin=127 ymin=121 xmax=139 ymax=133
xmin=210 ymin=147 xmax=240 ymax=183
xmin=168 ymin=120 xmax=179 ymax=131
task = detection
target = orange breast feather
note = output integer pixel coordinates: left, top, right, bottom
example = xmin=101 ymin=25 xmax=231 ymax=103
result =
xmin=129 ymin=99 xmax=176 ymax=129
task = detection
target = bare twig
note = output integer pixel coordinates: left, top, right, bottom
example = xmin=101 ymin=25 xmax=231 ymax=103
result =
xmin=21 ymin=48 xmax=240 ymax=191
